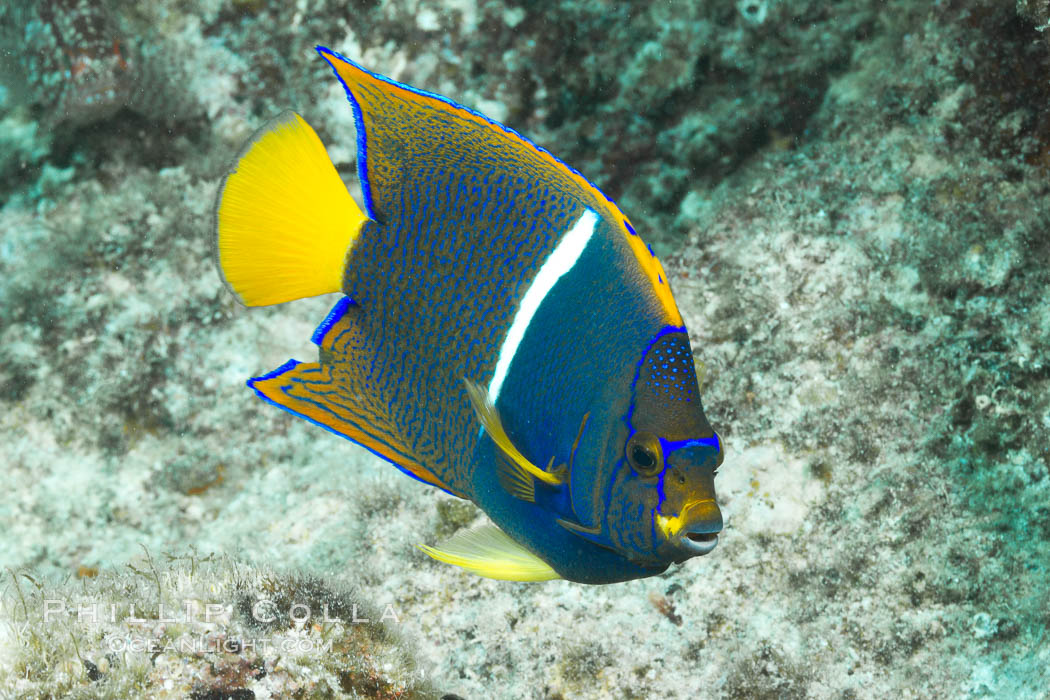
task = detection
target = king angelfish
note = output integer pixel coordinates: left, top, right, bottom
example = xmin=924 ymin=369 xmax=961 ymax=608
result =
xmin=214 ymin=47 xmax=725 ymax=584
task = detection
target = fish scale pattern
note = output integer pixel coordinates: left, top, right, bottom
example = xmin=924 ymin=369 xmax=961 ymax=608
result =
xmin=342 ymin=164 xmax=581 ymax=496
xmin=642 ymin=333 xmax=698 ymax=404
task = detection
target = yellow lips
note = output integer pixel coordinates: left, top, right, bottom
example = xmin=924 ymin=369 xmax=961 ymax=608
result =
xmin=655 ymin=498 xmax=721 ymax=539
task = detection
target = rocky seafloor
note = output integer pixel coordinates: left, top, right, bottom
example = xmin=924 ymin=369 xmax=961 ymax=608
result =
xmin=1 ymin=0 xmax=1049 ymax=697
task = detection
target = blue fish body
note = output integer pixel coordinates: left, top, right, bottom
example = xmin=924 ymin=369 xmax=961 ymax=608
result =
xmin=214 ymin=47 xmax=725 ymax=584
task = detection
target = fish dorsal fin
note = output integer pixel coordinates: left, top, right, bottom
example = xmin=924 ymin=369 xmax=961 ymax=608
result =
xmin=315 ymin=46 xmax=680 ymax=324
xmin=316 ymin=46 xmax=611 ymax=222
xmin=417 ymin=524 xmax=561 ymax=581
xmin=248 ymin=298 xmax=462 ymax=498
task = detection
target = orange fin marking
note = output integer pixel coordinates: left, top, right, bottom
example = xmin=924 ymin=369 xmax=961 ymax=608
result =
xmin=317 ymin=47 xmax=682 ymax=326
xmin=249 ymin=359 xmax=460 ymax=497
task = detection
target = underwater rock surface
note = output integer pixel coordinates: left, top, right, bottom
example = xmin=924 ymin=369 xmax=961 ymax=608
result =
xmin=1 ymin=0 xmax=1048 ymax=697
xmin=0 ymin=554 xmax=428 ymax=697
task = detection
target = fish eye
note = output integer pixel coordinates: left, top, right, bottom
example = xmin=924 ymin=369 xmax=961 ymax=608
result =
xmin=626 ymin=432 xmax=663 ymax=477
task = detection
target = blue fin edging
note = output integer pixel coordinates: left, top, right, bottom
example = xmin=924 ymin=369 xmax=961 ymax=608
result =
xmin=247 ymin=359 xmax=457 ymax=498
xmin=316 ymin=46 xmax=377 ymax=221
xmin=310 ymin=296 xmax=354 ymax=346
xmin=313 ymin=45 xmax=624 ymax=221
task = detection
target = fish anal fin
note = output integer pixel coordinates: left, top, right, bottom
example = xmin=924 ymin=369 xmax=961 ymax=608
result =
xmin=417 ymin=524 xmax=561 ymax=581
xmin=249 ymin=358 xmax=460 ymax=497
xmin=309 ymin=296 xmax=371 ymax=359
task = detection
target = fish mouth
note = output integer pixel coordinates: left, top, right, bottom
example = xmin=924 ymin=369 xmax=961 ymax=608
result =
xmin=675 ymin=498 xmax=722 ymax=556
xmin=656 ymin=499 xmax=723 ymax=556
xmin=679 ymin=530 xmax=719 ymax=555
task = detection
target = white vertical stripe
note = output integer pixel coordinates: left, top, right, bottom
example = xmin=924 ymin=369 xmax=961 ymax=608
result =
xmin=488 ymin=209 xmax=598 ymax=403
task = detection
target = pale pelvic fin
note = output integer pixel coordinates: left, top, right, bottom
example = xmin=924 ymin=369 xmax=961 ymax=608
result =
xmin=462 ymin=378 xmax=565 ymax=489
xmin=417 ymin=524 xmax=561 ymax=581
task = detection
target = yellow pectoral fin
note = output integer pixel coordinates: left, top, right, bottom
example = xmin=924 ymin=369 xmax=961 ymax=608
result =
xmin=417 ymin=524 xmax=561 ymax=581
xmin=462 ymin=379 xmax=564 ymax=490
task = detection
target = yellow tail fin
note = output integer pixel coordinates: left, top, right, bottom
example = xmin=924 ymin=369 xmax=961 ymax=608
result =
xmin=215 ymin=111 xmax=367 ymax=307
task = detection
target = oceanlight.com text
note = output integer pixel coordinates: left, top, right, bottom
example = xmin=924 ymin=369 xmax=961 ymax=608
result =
xmin=106 ymin=634 xmax=335 ymax=654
